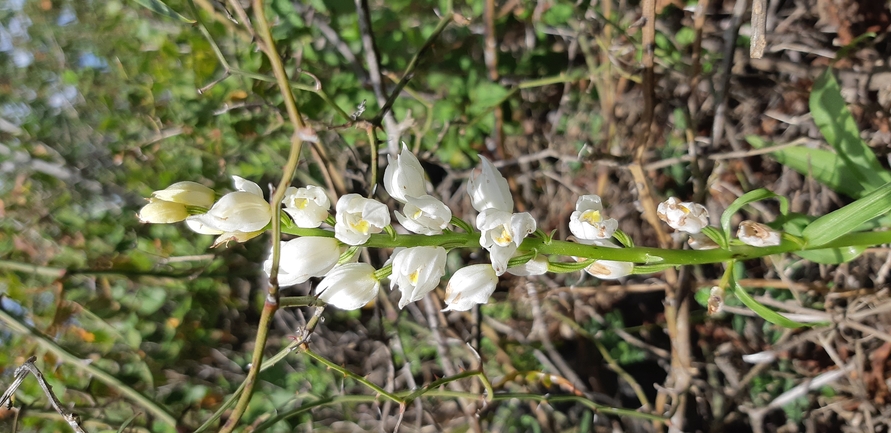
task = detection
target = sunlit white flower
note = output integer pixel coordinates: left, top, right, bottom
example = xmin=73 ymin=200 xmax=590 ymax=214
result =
xmin=467 ymin=156 xmax=513 ymax=213
xmin=569 ymin=195 xmax=618 ymax=240
xmin=737 ymin=220 xmax=781 ymax=247
xmin=283 ymin=185 xmax=330 ymax=228
xmin=185 ymin=176 xmax=271 ymax=245
xmin=383 ymin=145 xmax=427 ymax=203
xmin=390 ymin=246 xmax=447 ymax=308
xmin=334 ymin=194 xmax=391 ymax=245
xmin=151 ymin=181 xmax=215 ymax=209
xmin=263 ymin=237 xmax=343 ymax=287
xmin=506 ymin=255 xmax=549 ymax=276
xmin=138 ymin=200 xmax=189 ymax=223
xmin=395 ymin=195 xmax=452 ymax=235
xmin=687 ymin=232 xmax=719 ymax=250
xmin=315 ymin=263 xmax=380 ymax=310
xmin=656 ymin=197 xmax=709 ymax=234
xmin=443 ymin=264 xmax=498 ymax=312
xmin=477 ymin=209 xmax=536 ymax=276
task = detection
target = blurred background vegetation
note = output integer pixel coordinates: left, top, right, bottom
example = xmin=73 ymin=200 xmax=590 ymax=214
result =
xmin=2 ymin=0 xmax=891 ymax=431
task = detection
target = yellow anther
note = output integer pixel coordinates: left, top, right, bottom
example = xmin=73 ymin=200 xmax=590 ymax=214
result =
xmin=581 ymin=209 xmax=603 ymax=224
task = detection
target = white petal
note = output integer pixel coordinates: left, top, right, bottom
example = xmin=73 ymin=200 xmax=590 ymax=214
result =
xmin=468 ymin=156 xmax=513 ymax=213
xmin=232 ymin=175 xmax=264 ymax=197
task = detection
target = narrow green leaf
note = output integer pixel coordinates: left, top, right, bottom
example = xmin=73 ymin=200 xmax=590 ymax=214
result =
xmin=747 ymin=136 xmax=871 ymax=198
xmin=802 ymin=181 xmax=891 ymax=246
xmin=810 ymin=69 xmax=891 ymax=189
xmin=131 ymin=0 xmax=196 ymax=23
xmin=729 ymin=282 xmax=809 ymax=328
xmin=720 ymin=188 xmax=788 ymax=243
xmin=793 ymin=246 xmax=865 ymax=264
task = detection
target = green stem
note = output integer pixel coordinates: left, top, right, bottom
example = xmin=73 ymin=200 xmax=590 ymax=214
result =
xmin=280 ymin=225 xmax=891 ymax=266
xmin=302 ymin=348 xmax=401 ymax=403
xmin=0 ymin=305 xmax=178 ymax=428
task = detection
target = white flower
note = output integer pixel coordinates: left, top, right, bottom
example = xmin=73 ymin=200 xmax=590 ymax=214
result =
xmin=395 ymin=195 xmax=452 ymax=235
xmin=737 ymin=221 xmax=781 ymax=247
xmin=687 ymin=232 xmax=719 ymax=250
xmin=477 ymin=209 xmax=536 ymax=276
xmin=383 ymin=145 xmax=427 ymax=203
xmin=184 ymin=176 xmax=270 ymax=245
xmin=569 ymin=195 xmax=618 ymax=240
xmin=467 ymin=156 xmax=513 ymax=213
xmin=443 ymin=264 xmax=498 ymax=311
xmin=315 ymin=263 xmax=380 ymax=310
xmin=263 ymin=237 xmax=342 ymax=287
xmin=390 ymin=246 xmax=447 ymax=308
xmin=138 ymin=200 xmax=189 ymax=223
xmin=656 ymin=197 xmax=709 ymax=234
xmin=506 ymin=255 xmax=549 ymax=276
xmin=151 ymin=181 xmax=215 ymax=209
xmin=283 ymin=185 xmax=330 ymax=228
xmin=334 ymin=194 xmax=391 ymax=245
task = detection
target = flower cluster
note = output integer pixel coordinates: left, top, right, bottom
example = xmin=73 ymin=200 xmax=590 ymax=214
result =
xmin=139 ymin=150 xmax=643 ymax=312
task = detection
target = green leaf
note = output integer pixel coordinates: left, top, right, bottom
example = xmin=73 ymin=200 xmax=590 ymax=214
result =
xmin=728 ymin=282 xmax=809 ymax=328
xmin=793 ymin=246 xmax=865 ymax=264
xmin=810 ymin=69 xmax=891 ymax=190
xmin=747 ymin=136 xmax=871 ymax=198
xmin=131 ymin=0 xmax=196 ymax=23
xmin=803 ymin=181 xmax=891 ymax=246
xmin=720 ymin=188 xmax=788 ymax=244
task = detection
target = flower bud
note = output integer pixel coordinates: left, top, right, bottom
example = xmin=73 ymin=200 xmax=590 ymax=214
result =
xmin=316 ymin=263 xmax=380 ymax=310
xmin=283 ymin=185 xmax=330 ymax=228
xmin=383 ymin=145 xmax=427 ymax=203
xmin=264 ymin=237 xmax=343 ymax=287
xmin=687 ymin=232 xmax=719 ymax=250
xmin=584 ymin=259 xmax=633 ymax=280
xmin=151 ymin=181 xmax=215 ymax=209
xmin=390 ymin=246 xmax=447 ymax=308
xmin=707 ymin=286 xmax=725 ymax=315
xmin=569 ymin=195 xmax=618 ymax=240
xmin=737 ymin=220 xmax=781 ymax=247
xmin=443 ymin=264 xmax=498 ymax=311
xmin=657 ymin=197 xmax=709 ymax=234
xmin=467 ymin=156 xmax=513 ymax=213
xmin=138 ymin=200 xmax=189 ymax=223
xmin=334 ymin=194 xmax=391 ymax=245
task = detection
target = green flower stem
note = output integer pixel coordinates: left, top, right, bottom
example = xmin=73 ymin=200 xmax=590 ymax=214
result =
xmin=302 ymin=348 xmax=402 ymax=403
xmin=283 ymin=225 xmax=891 ymax=267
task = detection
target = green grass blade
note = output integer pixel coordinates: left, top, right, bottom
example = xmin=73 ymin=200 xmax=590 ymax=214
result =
xmin=131 ymin=0 xmax=196 ymax=23
xmin=729 ymin=282 xmax=809 ymax=328
xmin=746 ymin=136 xmax=872 ymax=198
xmin=802 ymin=181 xmax=891 ymax=247
xmin=720 ymin=188 xmax=788 ymax=243
xmin=810 ymin=69 xmax=891 ymax=189
xmin=793 ymin=246 xmax=865 ymax=264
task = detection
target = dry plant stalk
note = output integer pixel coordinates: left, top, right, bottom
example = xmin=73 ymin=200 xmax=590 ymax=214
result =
xmin=0 ymin=356 xmax=87 ymax=433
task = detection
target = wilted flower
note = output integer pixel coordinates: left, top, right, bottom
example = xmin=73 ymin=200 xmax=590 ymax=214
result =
xmin=443 ymin=264 xmax=498 ymax=312
xmin=467 ymin=156 xmax=513 ymax=213
xmin=687 ymin=232 xmax=719 ymax=250
xmin=334 ymin=194 xmax=391 ymax=245
xmin=263 ymin=237 xmax=343 ymax=287
xmin=477 ymin=208 xmax=536 ymax=276
xmin=737 ymin=220 xmax=781 ymax=247
xmin=315 ymin=263 xmax=380 ymax=310
xmin=283 ymin=185 xmax=330 ymax=228
xmin=506 ymin=255 xmax=549 ymax=276
xmin=138 ymin=200 xmax=189 ymax=223
xmin=569 ymin=195 xmax=618 ymax=240
xmin=395 ymin=195 xmax=452 ymax=235
xmin=657 ymin=197 xmax=709 ymax=234
xmin=383 ymin=145 xmax=427 ymax=203
xmin=151 ymin=181 xmax=216 ymax=209
xmin=390 ymin=246 xmax=447 ymax=308
xmin=585 ymin=259 xmax=633 ymax=280
xmin=707 ymin=286 xmax=725 ymax=315
xmin=185 ymin=176 xmax=271 ymax=245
